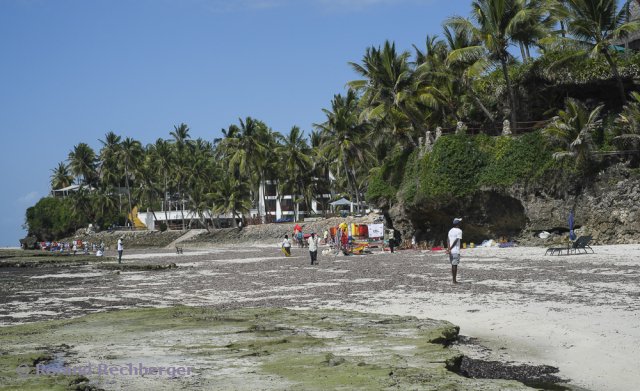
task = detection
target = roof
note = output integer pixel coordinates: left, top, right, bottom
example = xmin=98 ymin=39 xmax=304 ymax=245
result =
xmin=329 ymin=198 xmax=353 ymax=206
xmin=52 ymin=184 xmax=95 ymax=192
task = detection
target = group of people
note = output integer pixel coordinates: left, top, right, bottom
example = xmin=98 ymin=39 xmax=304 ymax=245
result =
xmin=280 ymin=217 xmax=465 ymax=284
xmin=39 ymin=240 xmax=105 ymax=256
xmin=36 ymin=237 xmax=126 ymax=263
xmin=281 ymin=232 xmax=320 ymax=265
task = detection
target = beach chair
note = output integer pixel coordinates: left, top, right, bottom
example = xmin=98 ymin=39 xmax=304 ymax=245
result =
xmin=545 ymin=245 xmax=569 ymax=256
xmin=569 ymin=236 xmax=594 ymax=254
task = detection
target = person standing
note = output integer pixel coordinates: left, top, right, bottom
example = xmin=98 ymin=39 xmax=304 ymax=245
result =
xmin=281 ymin=234 xmax=292 ymax=257
xmin=117 ymin=237 xmax=124 ymax=264
xmin=308 ymin=232 xmax=319 ymax=265
xmin=446 ymin=218 xmax=463 ymax=284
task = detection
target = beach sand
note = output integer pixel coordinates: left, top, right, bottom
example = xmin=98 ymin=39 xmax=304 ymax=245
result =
xmin=1 ymin=244 xmax=639 ymax=390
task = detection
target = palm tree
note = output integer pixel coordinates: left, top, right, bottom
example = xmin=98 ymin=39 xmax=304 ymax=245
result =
xmin=68 ymin=143 xmax=97 ymax=187
xmin=511 ymin=0 xmax=555 ymax=62
xmin=309 ymin=130 xmax=333 ymax=215
xmin=614 ymin=91 xmax=640 ymax=151
xmin=118 ymin=137 xmax=143 ymax=229
xmin=543 ymin=98 xmax=604 ymax=169
xmin=349 ymin=41 xmax=423 ymax=146
xmin=276 ymin=126 xmax=313 ymax=221
xmin=70 ymin=187 xmax=93 ymax=228
xmin=441 ymin=23 xmax=496 ymax=122
xmin=92 ymin=187 xmax=118 ymax=228
xmin=134 ymin=154 xmax=162 ymax=228
xmin=98 ymin=132 xmax=122 ymax=188
xmin=183 ymin=138 xmax=217 ymax=228
xmin=147 ymin=138 xmax=174 ymax=223
xmin=50 ymin=162 xmax=74 ymax=190
xmin=447 ymin=0 xmax=538 ymax=130
xmin=218 ymin=117 xmax=270 ymax=220
xmin=314 ymin=91 xmax=373 ymax=211
xmin=560 ymin=0 xmax=640 ymax=104
xmin=170 ymin=123 xmax=192 ymax=230
xmin=209 ymin=172 xmax=252 ymax=228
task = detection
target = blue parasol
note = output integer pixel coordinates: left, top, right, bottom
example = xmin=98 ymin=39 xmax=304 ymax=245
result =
xmin=568 ymin=210 xmax=576 ymax=241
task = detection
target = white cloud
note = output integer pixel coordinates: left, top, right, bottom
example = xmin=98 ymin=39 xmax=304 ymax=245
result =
xmin=17 ymin=191 xmax=39 ymax=205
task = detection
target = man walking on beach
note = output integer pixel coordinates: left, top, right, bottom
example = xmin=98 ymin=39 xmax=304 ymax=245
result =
xmin=446 ymin=218 xmax=463 ymax=284
xmin=308 ymin=232 xmax=319 ymax=265
xmin=117 ymin=237 xmax=124 ymax=264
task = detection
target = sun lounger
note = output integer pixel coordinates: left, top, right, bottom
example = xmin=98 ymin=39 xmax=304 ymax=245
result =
xmin=545 ymin=245 xmax=569 ymax=256
xmin=569 ymin=236 xmax=594 ymax=254
xmin=545 ymin=236 xmax=594 ymax=256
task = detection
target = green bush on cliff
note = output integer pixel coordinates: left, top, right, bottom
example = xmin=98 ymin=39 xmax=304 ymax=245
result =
xmin=416 ymin=133 xmax=490 ymax=202
xmin=478 ymin=131 xmax=553 ymax=187
xmin=386 ymin=131 xmax=556 ymax=206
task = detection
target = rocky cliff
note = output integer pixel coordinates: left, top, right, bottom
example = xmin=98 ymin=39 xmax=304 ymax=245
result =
xmin=386 ymin=164 xmax=640 ymax=246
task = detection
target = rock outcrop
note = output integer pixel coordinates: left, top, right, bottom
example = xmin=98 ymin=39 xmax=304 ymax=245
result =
xmin=387 ymin=164 xmax=640 ymax=246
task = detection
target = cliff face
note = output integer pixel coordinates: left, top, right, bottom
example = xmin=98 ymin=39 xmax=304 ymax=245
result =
xmin=387 ymin=165 xmax=640 ymax=246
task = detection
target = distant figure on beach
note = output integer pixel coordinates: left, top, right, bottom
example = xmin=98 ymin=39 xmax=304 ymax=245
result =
xmin=117 ymin=237 xmax=124 ymax=263
xmin=281 ymin=234 xmax=292 ymax=257
xmin=323 ymin=229 xmax=329 ymax=245
xmin=308 ymin=232 xmax=319 ymax=265
xmin=446 ymin=218 xmax=463 ymax=284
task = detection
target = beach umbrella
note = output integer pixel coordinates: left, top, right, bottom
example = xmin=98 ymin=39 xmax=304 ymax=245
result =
xmin=568 ymin=210 xmax=576 ymax=241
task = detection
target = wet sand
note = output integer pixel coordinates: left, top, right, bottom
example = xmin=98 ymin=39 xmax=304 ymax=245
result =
xmin=1 ymin=244 xmax=639 ymax=390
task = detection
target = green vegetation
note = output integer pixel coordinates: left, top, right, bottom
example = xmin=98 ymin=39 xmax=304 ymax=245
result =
xmin=0 ymin=306 xmax=532 ymax=390
xmin=25 ymin=197 xmax=84 ymax=241
xmin=370 ymin=131 xmax=556 ymax=206
xmin=26 ymin=0 xmax=640 ymax=239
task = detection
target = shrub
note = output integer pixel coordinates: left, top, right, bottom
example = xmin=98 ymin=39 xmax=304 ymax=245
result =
xmin=478 ymin=131 xmax=553 ymax=187
xmin=415 ymin=134 xmax=489 ymax=202
xmin=25 ymin=197 xmax=86 ymax=241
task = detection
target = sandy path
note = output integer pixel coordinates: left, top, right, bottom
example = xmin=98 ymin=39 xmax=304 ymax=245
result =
xmin=1 ymin=244 xmax=639 ymax=390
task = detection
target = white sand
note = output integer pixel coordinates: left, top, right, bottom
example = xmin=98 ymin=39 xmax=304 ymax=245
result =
xmin=322 ymin=245 xmax=640 ymax=391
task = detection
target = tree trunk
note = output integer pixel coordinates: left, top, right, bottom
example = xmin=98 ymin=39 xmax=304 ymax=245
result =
xmin=470 ymin=91 xmax=495 ymax=122
xmin=125 ymin=166 xmax=134 ymax=230
xmin=179 ymin=185 xmax=186 ymax=231
xmin=163 ymin=173 xmax=169 ymax=224
xmin=342 ymin=158 xmax=357 ymax=213
xmin=519 ymin=42 xmax=527 ymax=63
xmin=500 ymin=57 xmax=518 ymax=132
xmin=603 ymin=49 xmax=628 ymax=105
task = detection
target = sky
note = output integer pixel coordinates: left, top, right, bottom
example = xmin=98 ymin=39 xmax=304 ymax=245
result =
xmin=0 ymin=0 xmax=471 ymax=247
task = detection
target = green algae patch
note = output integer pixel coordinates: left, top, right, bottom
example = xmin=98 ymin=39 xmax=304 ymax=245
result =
xmin=0 ymin=249 xmax=105 ymax=268
xmin=0 ymin=306 xmax=533 ymax=390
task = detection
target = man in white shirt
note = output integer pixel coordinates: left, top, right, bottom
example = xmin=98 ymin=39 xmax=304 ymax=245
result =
xmin=308 ymin=232 xmax=319 ymax=265
xmin=117 ymin=238 xmax=124 ymax=264
xmin=446 ymin=218 xmax=463 ymax=284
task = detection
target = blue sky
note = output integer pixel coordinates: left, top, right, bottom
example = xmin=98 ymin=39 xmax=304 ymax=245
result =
xmin=0 ymin=0 xmax=470 ymax=246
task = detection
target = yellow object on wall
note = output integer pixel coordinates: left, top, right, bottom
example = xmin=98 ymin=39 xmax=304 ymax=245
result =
xmin=128 ymin=206 xmax=146 ymax=229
